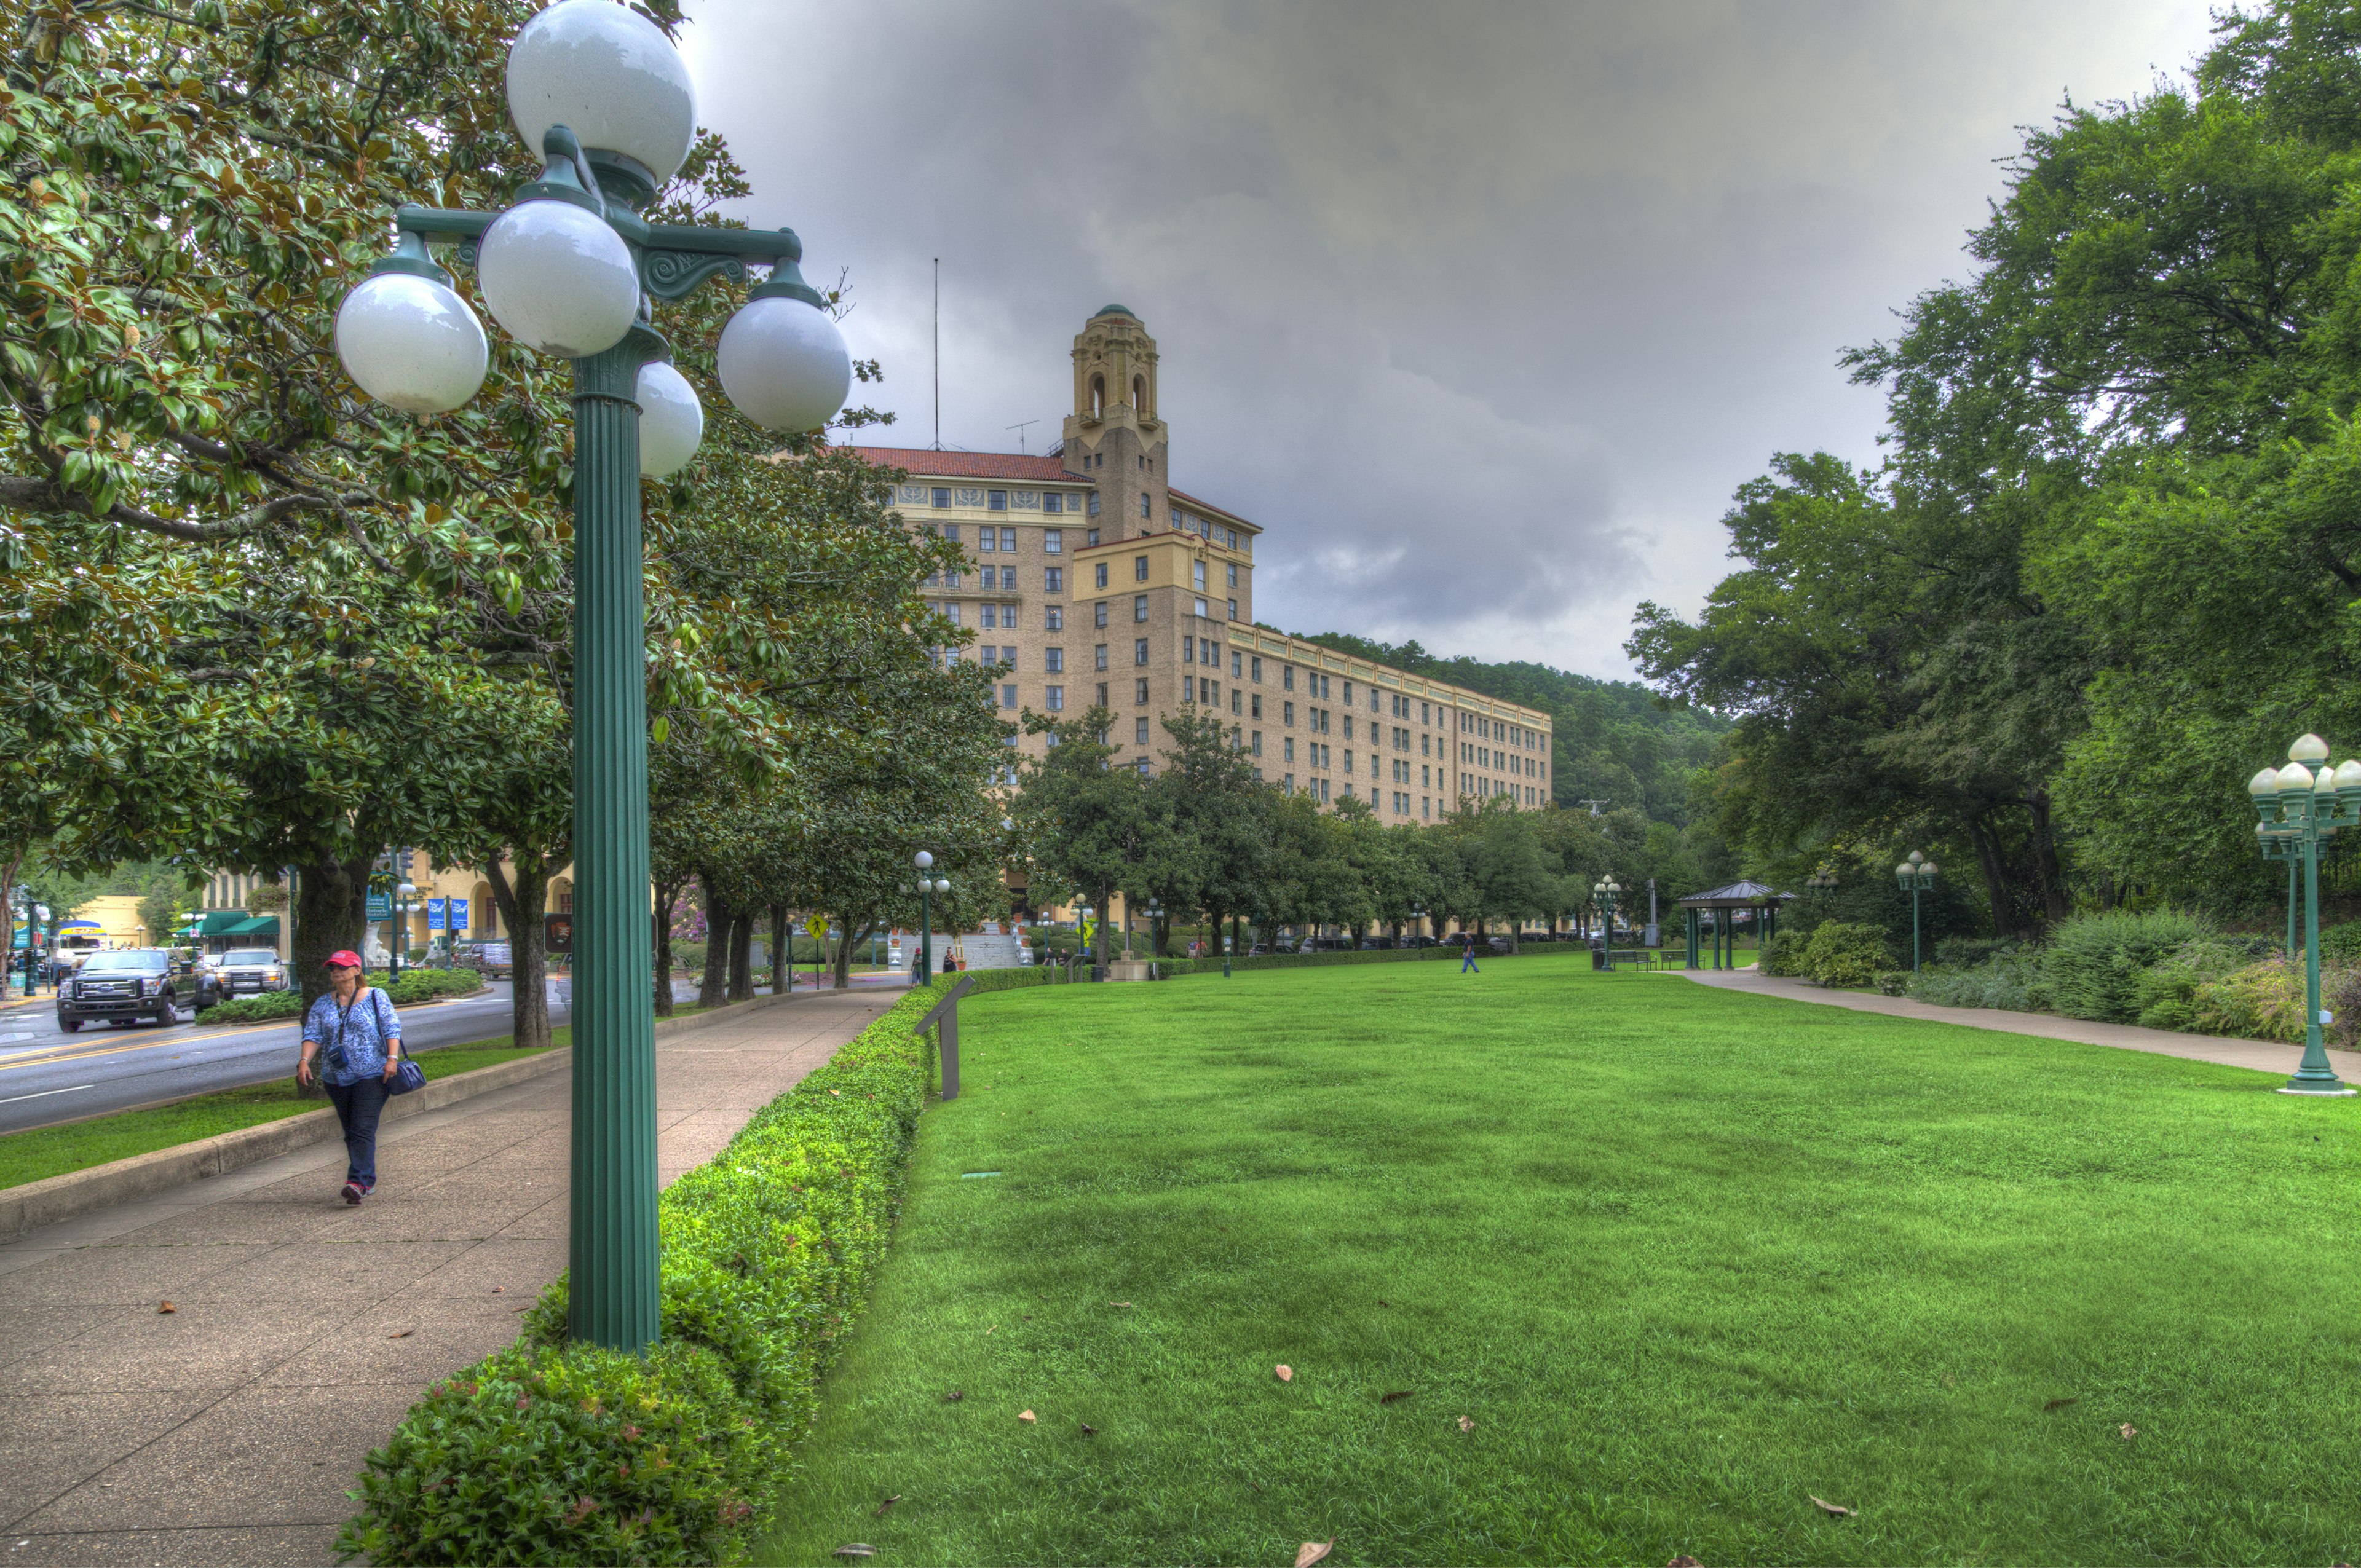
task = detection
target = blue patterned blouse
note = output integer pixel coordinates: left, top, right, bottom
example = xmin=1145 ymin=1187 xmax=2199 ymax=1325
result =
xmin=303 ymin=987 xmax=402 ymax=1087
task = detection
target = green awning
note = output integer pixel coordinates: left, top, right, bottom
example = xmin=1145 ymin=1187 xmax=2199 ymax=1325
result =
xmin=194 ymin=911 xmax=251 ymax=937
xmin=222 ymin=916 xmax=280 ymax=939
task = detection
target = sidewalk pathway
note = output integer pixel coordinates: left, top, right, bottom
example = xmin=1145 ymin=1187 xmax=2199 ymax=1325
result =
xmin=0 ymin=988 xmax=896 ymax=1567
xmin=1680 ymin=966 xmax=2361 ymax=1083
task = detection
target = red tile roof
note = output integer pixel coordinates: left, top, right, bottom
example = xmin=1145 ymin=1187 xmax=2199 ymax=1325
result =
xmin=847 ymin=447 xmax=1086 ymax=483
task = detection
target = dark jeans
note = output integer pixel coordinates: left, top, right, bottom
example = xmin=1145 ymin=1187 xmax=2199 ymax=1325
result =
xmin=325 ymin=1075 xmax=390 ymax=1189
xmin=1461 ymin=949 xmax=1479 ymax=972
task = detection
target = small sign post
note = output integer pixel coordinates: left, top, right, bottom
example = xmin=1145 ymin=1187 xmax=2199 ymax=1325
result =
xmin=912 ymin=974 xmax=976 ymax=1101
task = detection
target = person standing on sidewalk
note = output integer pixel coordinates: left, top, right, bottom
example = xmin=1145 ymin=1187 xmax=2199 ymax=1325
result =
xmin=297 ymin=950 xmax=403 ymax=1205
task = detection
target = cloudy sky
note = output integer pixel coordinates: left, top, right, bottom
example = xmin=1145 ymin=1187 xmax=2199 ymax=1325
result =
xmin=679 ymin=0 xmax=2215 ymax=681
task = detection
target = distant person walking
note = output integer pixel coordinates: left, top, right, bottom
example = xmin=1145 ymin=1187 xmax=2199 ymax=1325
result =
xmin=1460 ymin=937 xmax=1481 ymax=974
xmin=298 ymin=950 xmax=403 ymax=1205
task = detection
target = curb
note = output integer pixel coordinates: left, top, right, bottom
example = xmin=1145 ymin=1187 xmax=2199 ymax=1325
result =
xmin=0 ymin=989 xmax=810 ymax=1245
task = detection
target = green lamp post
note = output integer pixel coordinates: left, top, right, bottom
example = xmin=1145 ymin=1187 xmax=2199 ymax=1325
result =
xmin=1893 ymin=852 xmax=1937 ymax=972
xmin=914 ymin=854 xmax=947 ymax=984
xmin=333 ymin=2 xmax=853 ymax=1353
xmin=1144 ymin=898 xmax=1163 ymax=961
xmin=1592 ymin=877 xmax=1621 ymax=969
xmin=2248 ymin=733 xmax=2361 ymax=1096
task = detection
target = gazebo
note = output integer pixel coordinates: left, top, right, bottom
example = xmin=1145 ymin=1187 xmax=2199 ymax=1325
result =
xmin=1677 ymin=880 xmax=1794 ymax=970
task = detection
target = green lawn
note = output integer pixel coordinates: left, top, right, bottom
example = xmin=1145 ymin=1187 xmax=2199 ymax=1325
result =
xmin=764 ymin=955 xmax=2361 ymax=1566
xmin=0 ymin=1032 xmax=563 ymax=1191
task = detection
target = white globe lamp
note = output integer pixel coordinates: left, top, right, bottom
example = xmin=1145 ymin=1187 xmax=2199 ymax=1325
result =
xmin=635 ymin=361 xmax=703 ymax=477
xmin=506 ymin=0 xmax=698 ymax=186
xmin=717 ymin=294 xmax=851 ymax=431
xmin=334 ymin=272 xmax=488 ymax=413
xmin=476 ymin=198 xmax=641 ymax=359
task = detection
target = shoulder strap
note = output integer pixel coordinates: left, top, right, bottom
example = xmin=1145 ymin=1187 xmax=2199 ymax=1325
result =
xmin=372 ymin=987 xmax=393 ymax=1039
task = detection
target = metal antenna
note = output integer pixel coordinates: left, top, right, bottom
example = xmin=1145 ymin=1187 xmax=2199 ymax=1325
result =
xmin=1005 ymin=419 xmax=1038 ymax=454
xmin=1580 ymin=798 xmax=1610 ymax=816
xmin=932 ymin=258 xmax=941 ymax=450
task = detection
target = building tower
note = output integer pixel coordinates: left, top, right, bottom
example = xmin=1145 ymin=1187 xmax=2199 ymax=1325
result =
xmin=1062 ymin=305 xmax=1168 ymax=539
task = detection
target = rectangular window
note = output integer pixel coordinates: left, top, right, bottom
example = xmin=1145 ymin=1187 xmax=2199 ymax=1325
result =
xmin=979 ymin=529 xmax=995 ymax=553
xmin=1134 ymin=555 xmax=1149 ymax=582
xmin=944 ymin=524 xmax=960 ymax=543
xmin=1230 ymin=651 xmax=1241 ymax=677
xmin=1136 ymin=717 xmax=1150 ymax=745
xmin=1226 ymin=562 xmax=1238 ymax=588
xmin=1194 ymin=596 xmax=1209 ymax=618
xmin=1046 ymin=607 xmax=1064 ymax=631
xmin=932 ymin=487 xmax=951 ymax=508
xmin=1096 ymin=682 xmax=1109 ymax=706
xmin=1252 ymin=656 xmax=1264 ymax=682
xmin=1284 ymin=737 xmax=1295 ymax=763
xmin=1045 ymin=495 xmax=1064 ymax=516
xmin=1343 ymin=680 xmax=1353 ymax=704
xmin=1227 ymin=598 xmax=1238 ymax=620
xmin=1000 ymin=645 xmax=1016 ymax=667
xmin=1001 ymin=684 xmax=1017 ymax=708
xmin=1231 ymin=688 xmax=1243 ymax=715
xmin=1283 ymin=666 xmax=1295 ymax=691
xmin=1134 ymin=639 xmax=1149 ymax=665
xmin=1096 ymin=562 xmax=1110 ymax=589
xmin=1183 ymin=635 xmax=1195 ymax=662
xmin=1000 ymin=527 xmax=1016 ymax=551
xmin=1045 ymin=566 xmax=1064 ymax=593
xmin=1139 ymin=493 xmax=1150 ymax=518
xmin=1344 ymin=751 xmax=1353 ymax=774
xmin=1193 ymin=561 xmax=1208 ymax=589
xmin=1284 ymin=701 xmax=1294 ymax=726
xmin=1251 ymin=694 xmax=1262 ymax=719
xmin=1136 ymin=677 xmax=1149 ymax=703
xmin=1088 ymin=495 xmax=1101 ymax=518
xmin=1344 ymin=715 xmax=1355 ymax=741
xmin=1184 ymin=676 xmax=1195 ymax=703
xmin=1046 ymin=685 xmax=1064 ymax=711
xmin=988 ymin=490 xmax=1007 ymax=511
xmin=1095 ymin=644 xmax=1109 ymax=671
xmin=1095 ymin=601 xmax=1109 ymax=629
xmin=1045 ymin=527 xmax=1064 ymax=552
xmin=1134 ymin=594 xmax=1149 ymax=623
xmin=942 ymin=603 xmax=961 ymax=625
xmin=980 ymin=604 xmax=998 ymax=629
xmin=1251 ymin=731 xmax=1262 ymax=757
xmin=1045 ymin=648 xmax=1064 ymax=673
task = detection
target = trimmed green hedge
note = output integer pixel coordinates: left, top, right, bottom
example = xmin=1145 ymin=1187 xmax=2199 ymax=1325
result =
xmin=204 ymin=990 xmax=303 ymax=1024
xmin=338 ymin=983 xmax=942 ymax=1565
xmin=204 ymin=967 xmax=485 ymax=1026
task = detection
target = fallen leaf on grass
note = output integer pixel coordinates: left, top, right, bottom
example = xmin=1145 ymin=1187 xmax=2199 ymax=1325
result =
xmin=1275 ymin=1365 xmax=1293 ymax=1382
xmin=2043 ymin=1397 xmax=2079 ymax=1412
xmin=1018 ymin=1409 xmax=1036 ymax=1424
xmin=2119 ymin=1424 xmax=2138 ymax=1440
xmin=1295 ymin=1540 xmax=1334 ymax=1568
xmin=492 ymin=1286 xmax=504 ymax=1294
xmin=1380 ymin=1390 xmax=1415 ymax=1405
xmin=829 ymin=1089 xmax=842 ymax=1097
xmin=874 ymin=1495 xmax=901 ymax=1516
xmin=1808 ymin=1495 xmax=1854 ymax=1518
xmin=1244 ymin=1476 xmax=1265 ymax=1494
xmin=1109 ymin=1301 xmax=1134 ymax=1309
xmin=387 ymin=1329 xmax=414 ymax=1339
xmin=832 ymin=1546 xmax=874 ymax=1559
xmin=941 ymin=1390 xmax=964 ymax=1403
xmin=157 ymin=1301 xmax=176 ymax=1314
xmin=1457 ymin=1415 xmax=1475 ymax=1433
xmin=1667 ymin=1557 xmax=1704 ymax=1567
xmin=1079 ymin=1423 xmax=1096 ymax=1436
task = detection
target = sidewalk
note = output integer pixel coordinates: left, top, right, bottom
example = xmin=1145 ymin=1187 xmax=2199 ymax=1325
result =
xmin=0 ymin=988 xmax=896 ymax=1567
xmin=1680 ymin=966 xmax=2361 ymax=1083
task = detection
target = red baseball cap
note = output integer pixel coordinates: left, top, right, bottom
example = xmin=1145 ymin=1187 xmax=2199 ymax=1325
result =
xmin=323 ymin=950 xmax=363 ymax=969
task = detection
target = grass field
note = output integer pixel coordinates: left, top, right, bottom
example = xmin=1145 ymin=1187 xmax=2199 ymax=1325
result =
xmin=0 ymin=1033 xmax=561 ymax=1191
xmin=764 ymin=955 xmax=2361 ymax=1566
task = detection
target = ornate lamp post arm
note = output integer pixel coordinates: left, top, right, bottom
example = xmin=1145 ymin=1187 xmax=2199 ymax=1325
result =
xmin=2250 ymin=738 xmax=2360 ymax=1095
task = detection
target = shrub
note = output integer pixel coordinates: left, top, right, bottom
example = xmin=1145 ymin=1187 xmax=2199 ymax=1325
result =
xmin=1934 ymin=935 xmax=2010 ymax=969
xmin=2130 ymin=938 xmax=2255 ymax=1033
xmin=2042 ymin=908 xmax=2215 ymax=1024
xmin=381 ymin=968 xmax=485 ymax=1004
xmin=341 ymin=982 xmax=942 ymax=1564
xmin=2191 ymin=957 xmax=2307 ymax=1043
xmin=1801 ymin=921 xmax=1892 ymax=988
xmin=1907 ymin=948 xmax=2051 ymax=1011
xmin=1874 ymin=970 xmax=1912 ymax=996
xmin=671 ymin=939 xmax=707 ymax=976
xmin=2319 ymin=921 xmax=2361 ymax=965
xmin=205 ymin=990 xmax=304 ymax=1024
xmin=1756 ymin=932 xmax=1807 ymax=977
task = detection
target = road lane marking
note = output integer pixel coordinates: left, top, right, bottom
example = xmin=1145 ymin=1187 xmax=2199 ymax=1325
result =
xmin=0 ymin=1084 xmax=92 ymax=1105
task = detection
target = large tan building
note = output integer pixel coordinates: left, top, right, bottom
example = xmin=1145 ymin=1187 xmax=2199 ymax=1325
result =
xmin=853 ymin=305 xmax=1552 ymax=821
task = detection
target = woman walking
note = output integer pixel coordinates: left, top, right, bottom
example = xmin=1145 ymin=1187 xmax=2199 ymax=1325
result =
xmin=298 ymin=950 xmax=403 ymax=1205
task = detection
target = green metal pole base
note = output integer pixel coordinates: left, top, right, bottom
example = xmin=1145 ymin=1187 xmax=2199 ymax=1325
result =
xmin=2282 ymin=1026 xmax=2355 ymax=1095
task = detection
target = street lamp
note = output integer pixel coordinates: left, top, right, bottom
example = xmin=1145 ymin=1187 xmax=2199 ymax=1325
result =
xmin=2248 ymin=733 xmax=2361 ymax=1095
xmin=333 ymin=0 xmax=854 ymax=1354
xmin=1410 ymin=906 xmax=1426 ymax=955
xmin=393 ymin=881 xmax=417 ymax=979
xmin=1592 ymin=878 xmax=1621 ymax=969
xmin=1892 ymin=852 xmax=1937 ymax=972
xmin=1078 ymin=903 xmax=1099 ymax=982
xmin=1143 ymin=898 xmax=1163 ymax=961
xmin=18 ymin=889 xmax=47 ymax=998
xmin=912 ymin=852 xmax=946 ymax=984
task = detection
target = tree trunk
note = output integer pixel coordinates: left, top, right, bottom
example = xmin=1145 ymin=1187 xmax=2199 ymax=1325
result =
xmin=1967 ymin=813 xmax=2019 ymax=939
xmin=698 ymin=874 xmax=731 ymax=1006
xmin=653 ymin=875 xmax=686 ymax=1017
xmin=834 ymin=915 xmax=871 ymax=989
xmin=727 ymin=908 xmax=754 ymax=1001
xmin=2026 ymin=788 xmax=2070 ymax=927
xmin=770 ymin=902 xmax=791 ymax=996
xmin=486 ymin=852 xmax=553 ymax=1050
xmin=295 ymin=849 xmax=377 ymax=1012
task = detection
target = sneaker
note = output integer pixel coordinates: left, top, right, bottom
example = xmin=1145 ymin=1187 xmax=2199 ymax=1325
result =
xmin=341 ymin=1181 xmax=365 ymax=1205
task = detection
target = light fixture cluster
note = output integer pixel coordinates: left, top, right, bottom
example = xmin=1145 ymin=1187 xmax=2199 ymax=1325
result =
xmin=332 ymin=0 xmax=852 ymax=475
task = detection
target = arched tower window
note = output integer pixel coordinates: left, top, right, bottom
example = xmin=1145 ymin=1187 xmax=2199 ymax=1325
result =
xmin=1090 ymin=374 xmax=1104 ymax=419
xmin=1133 ymin=374 xmax=1148 ymax=415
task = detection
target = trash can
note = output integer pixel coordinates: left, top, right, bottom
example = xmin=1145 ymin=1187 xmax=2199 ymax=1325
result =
xmin=1590 ymin=939 xmax=1606 ymax=971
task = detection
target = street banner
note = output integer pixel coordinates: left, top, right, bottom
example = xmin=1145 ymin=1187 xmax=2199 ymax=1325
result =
xmin=449 ymin=897 xmax=469 ymax=933
xmin=427 ymin=897 xmax=448 ymax=931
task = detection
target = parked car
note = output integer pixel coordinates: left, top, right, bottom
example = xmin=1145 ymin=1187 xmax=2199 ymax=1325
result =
xmin=57 ymin=948 xmax=198 ymax=1031
xmin=462 ymin=940 xmax=514 ymax=980
xmin=213 ymin=947 xmax=290 ymax=997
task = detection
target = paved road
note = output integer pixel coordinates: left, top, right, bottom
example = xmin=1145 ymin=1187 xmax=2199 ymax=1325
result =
xmin=0 ymin=981 xmax=574 ymax=1138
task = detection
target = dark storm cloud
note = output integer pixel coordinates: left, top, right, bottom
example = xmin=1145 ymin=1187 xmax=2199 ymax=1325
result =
xmin=681 ymin=0 xmax=2213 ymax=676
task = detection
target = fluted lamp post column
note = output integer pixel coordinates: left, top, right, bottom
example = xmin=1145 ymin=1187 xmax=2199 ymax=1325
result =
xmin=2248 ymin=733 xmax=2361 ymax=1096
xmin=1892 ymin=853 xmax=1937 ymax=972
xmin=331 ymin=1 xmax=855 ymax=1352
xmin=1593 ymin=878 xmax=1621 ymax=970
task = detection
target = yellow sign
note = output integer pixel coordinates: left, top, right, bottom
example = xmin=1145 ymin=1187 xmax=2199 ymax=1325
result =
xmin=804 ymin=915 xmax=828 ymax=945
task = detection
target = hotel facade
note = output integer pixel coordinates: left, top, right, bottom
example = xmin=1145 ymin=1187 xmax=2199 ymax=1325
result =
xmin=854 ymin=305 xmax=1553 ymax=821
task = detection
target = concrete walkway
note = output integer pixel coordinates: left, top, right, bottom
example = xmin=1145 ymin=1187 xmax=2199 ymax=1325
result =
xmin=0 ymin=988 xmax=896 ymax=1567
xmin=1680 ymin=966 xmax=2361 ymax=1084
